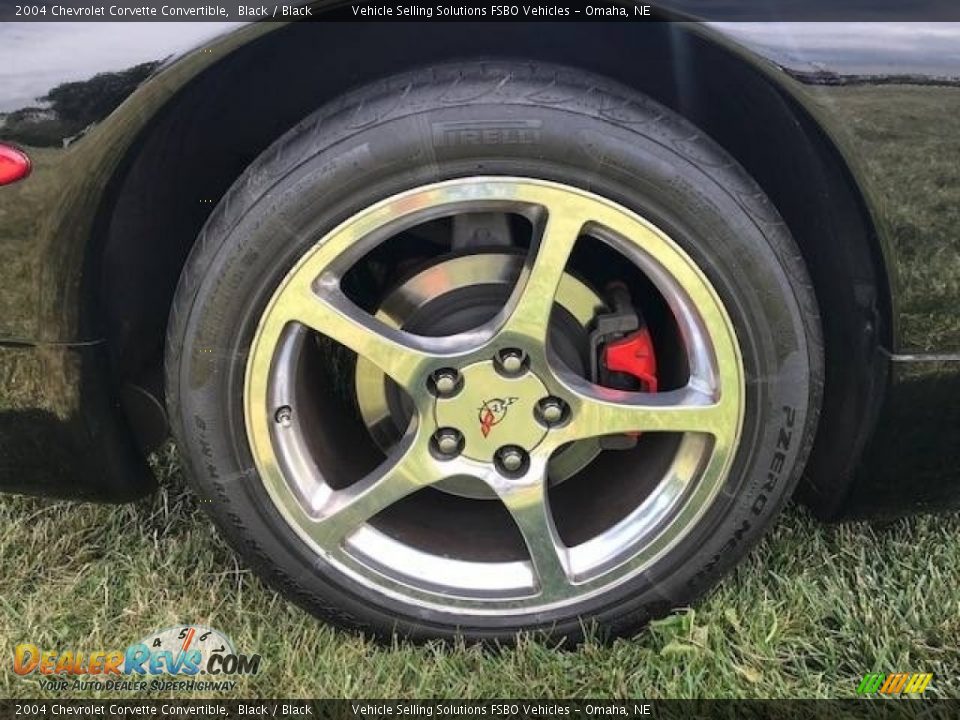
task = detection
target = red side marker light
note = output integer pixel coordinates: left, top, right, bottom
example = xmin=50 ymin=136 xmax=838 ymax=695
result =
xmin=0 ymin=144 xmax=32 ymax=186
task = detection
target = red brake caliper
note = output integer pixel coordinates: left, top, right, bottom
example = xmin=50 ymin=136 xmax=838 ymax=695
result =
xmin=603 ymin=327 xmax=658 ymax=442
xmin=588 ymin=282 xmax=659 ymax=448
xmin=603 ymin=326 xmax=658 ymax=394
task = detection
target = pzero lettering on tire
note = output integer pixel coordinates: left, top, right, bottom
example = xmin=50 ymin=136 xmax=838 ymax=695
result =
xmin=166 ymin=62 xmax=823 ymax=642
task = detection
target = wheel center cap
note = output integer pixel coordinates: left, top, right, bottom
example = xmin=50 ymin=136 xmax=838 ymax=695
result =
xmin=433 ymin=361 xmax=548 ymax=463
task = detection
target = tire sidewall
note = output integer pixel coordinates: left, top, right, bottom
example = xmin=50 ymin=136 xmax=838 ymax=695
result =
xmin=170 ymin=63 xmax=818 ymax=639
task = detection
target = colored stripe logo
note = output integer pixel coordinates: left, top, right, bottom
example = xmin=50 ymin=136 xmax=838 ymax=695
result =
xmin=857 ymin=672 xmax=932 ymax=695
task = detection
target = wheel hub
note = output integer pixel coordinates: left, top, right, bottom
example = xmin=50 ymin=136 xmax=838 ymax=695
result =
xmin=354 ymin=251 xmax=605 ymax=498
xmin=433 ymin=359 xmax=549 ymax=464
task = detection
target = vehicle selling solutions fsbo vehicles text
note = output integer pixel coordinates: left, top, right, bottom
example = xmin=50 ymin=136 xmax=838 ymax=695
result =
xmin=352 ymin=5 xmax=652 ymax=18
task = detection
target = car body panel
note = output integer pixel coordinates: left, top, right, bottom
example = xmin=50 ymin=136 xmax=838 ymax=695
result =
xmin=0 ymin=17 xmax=957 ymax=516
xmin=712 ymin=22 xmax=960 ymax=354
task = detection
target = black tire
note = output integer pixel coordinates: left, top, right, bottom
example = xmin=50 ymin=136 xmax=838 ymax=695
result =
xmin=166 ymin=61 xmax=823 ymax=642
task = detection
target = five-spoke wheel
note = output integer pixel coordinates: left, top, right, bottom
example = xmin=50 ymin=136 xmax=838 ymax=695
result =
xmin=244 ymin=178 xmax=743 ymax=611
xmin=167 ymin=61 xmax=820 ymax=640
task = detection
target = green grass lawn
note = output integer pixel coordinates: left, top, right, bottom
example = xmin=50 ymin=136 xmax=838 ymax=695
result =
xmin=1 ymin=445 xmax=957 ymax=700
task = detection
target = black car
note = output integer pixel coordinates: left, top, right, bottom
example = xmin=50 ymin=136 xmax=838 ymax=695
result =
xmin=0 ymin=9 xmax=958 ymax=642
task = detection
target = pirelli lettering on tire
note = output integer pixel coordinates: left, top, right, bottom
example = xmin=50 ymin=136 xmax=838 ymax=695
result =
xmin=433 ymin=120 xmax=542 ymax=148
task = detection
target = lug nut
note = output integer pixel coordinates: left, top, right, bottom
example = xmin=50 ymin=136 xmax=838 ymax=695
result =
xmin=433 ymin=428 xmax=464 ymax=458
xmin=274 ymin=406 xmax=293 ymax=428
xmin=431 ymin=368 xmax=461 ymax=397
xmin=495 ymin=445 xmax=528 ymax=475
xmin=536 ymin=397 xmax=568 ymax=426
xmin=496 ymin=348 xmax=527 ymax=375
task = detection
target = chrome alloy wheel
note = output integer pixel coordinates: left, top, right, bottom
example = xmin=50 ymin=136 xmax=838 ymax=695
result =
xmin=244 ymin=177 xmax=745 ymax=615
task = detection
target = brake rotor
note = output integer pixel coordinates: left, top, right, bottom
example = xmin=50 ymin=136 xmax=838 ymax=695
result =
xmin=354 ymin=251 xmax=606 ymax=499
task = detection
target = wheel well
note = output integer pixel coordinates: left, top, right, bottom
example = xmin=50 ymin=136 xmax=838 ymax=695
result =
xmin=94 ymin=22 xmax=890 ymax=514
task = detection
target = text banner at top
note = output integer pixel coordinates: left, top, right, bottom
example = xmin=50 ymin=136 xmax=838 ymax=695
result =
xmin=4 ymin=0 xmax=960 ymax=22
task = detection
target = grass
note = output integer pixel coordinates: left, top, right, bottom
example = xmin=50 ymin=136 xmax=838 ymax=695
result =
xmin=819 ymin=84 xmax=960 ymax=351
xmin=0 ymin=445 xmax=957 ymax=700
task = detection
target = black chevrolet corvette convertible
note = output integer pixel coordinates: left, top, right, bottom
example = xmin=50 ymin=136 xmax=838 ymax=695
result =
xmin=0 ymin=6 xmax=958 ymax=641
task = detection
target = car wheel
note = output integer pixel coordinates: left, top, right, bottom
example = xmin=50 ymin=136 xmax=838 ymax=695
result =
xmin=166 ymin=61 xmax=823 ymax=642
